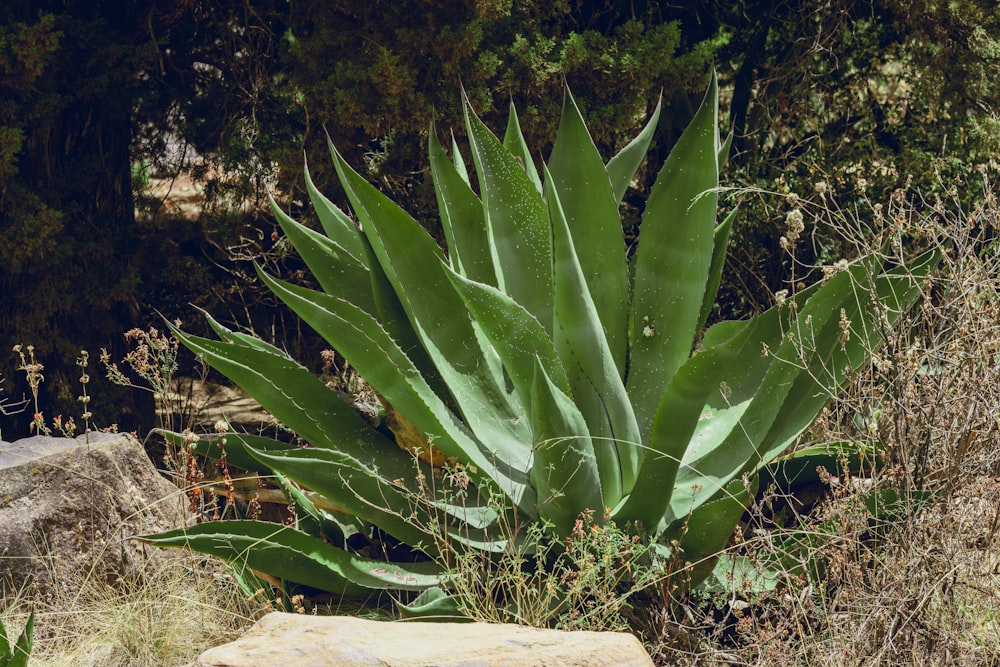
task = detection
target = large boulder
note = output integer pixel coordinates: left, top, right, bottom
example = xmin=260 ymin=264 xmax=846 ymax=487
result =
xmin=0 ymin=431 xmax=186 ymax=596
xmin=191 ymin=612 xmax=655 ymax=667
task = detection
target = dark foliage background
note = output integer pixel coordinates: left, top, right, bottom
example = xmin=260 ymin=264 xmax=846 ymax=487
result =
xmin=2 ymin=0 xmax=998 ymax=437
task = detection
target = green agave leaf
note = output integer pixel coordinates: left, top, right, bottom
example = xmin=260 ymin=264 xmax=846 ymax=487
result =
xmin=3 ymin=612 xmax=33 ymax=667
xmin=613 ymin=317 xmax=760 ymax=531
xmin=697 ymin=553 xmax=789 ymax=596
xmin=666 ymin=260 xmax=879 ymax=524
xmin=696 ymin=207 xmax=737 ymax=334
xmin=529 ymin=357 xmax=603 ymax=539
xmin=445 ymin=267 xmax=569 ymax=405
xmin=239 ymin=440 xmax=440 ymax=552
xmin=139 ymin=521 xmax=441 ymax=596
xmin=309 ymin=135 xmax=443 ymax=386
xmin=170 ymin=324 xmax=396 ymax=459
xmin=502 ymin=101 xmax=543 ymax=195
xmin=670 ymin=476 xmax=756 ymax=589
xmin=244 ymin=441 xmax=507 ymax=554
xmin=329 ymin=139 xmax=533 ymax=474
xmin=606 ymin=97 xmax=662 ymax=205
xmin=628 ymin=71 xmax=720 ymax=442
xmin=429 ymin=126 xmax=495 ymax=286
xmin=0 ymin=616 xmax=9 ymax=660
xmin=256 ymin=266 xmax=534 ymax=512
xmin=268 ymin=197 xmax=376 ymax=316
xmin=545 ymin=164 xmax=641 ymax=506
xmin=159 ymin=429 xmax=274 ymax=475
xmin=451 ymin=132 xmax=470 ymax=185
xmin=202 ymin=311 xmax=279 ymax=355
xmin=361 ymin=235 xmax=445 ymax=389
xmin=397 ymin=587 xmax=470 ymax=621
xmin=274 ymin=471 xmax=358 ymax=549
xmin=547 ymin=88 xmax=629 ymax=375
xmin=303 ymin=159 xmax=367 ymax=261
xmin=754 ymin=250 xmax=938 ymax=465
xmin=464 ymin=93 xmax=554 ymax=334
xmin=759 ymin=440 xmax=882 ymax=493
xmin=0 ymin=613 xmax=32 ymax=667
xmin=162 ymin=325 xmax=451 ymax=546
xmin=173 ymin=322 xmax=480 ymax=533
xmin=717 ymin=130 xmax=734 ymax=172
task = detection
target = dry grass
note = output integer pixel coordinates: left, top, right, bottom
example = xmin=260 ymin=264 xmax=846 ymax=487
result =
xmin=0 ymin=550 xmax=265 ymax=667
xmin=644 ymin=187 xmax=1000 ymax=665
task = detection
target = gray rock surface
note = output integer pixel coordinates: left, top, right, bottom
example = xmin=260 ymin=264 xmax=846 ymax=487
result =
xmin=0 ymin=432 xmax=186 ymax=596
xmin=191 ymin=612 xmax=655 ymax=667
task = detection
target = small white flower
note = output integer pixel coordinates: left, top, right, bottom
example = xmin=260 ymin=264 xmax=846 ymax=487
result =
xmin=642 ymin=325 xmax=655 ymax=338
xmin=785 ymin=208 xmax=804 ymax=235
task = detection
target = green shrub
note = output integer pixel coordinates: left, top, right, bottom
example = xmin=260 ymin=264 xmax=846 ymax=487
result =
xmin=142 ymin=74 xmax=936 ymax=616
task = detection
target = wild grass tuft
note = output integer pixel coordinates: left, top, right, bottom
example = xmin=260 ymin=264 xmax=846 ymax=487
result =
xmin=641 ymin=184 xmax=1000 ymax=666
xmin=1 ymin=552 xmax=264 ymax=667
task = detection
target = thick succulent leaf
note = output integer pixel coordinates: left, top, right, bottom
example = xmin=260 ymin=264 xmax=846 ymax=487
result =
xmin=160 ymin=429 xmax=274 ymax=475
xmin=0 ymin=615 xmax=10 ymax=658
xmin=257 ymin=267 xmax=534 ymax=512
xmin=464 ymin=94 xmax=554 ymax=334
xmin=138 ymin=521 xmax=441 ymax=595
xmin=666 ymin=261 xmax=879 ymax=524
xmin=606 ymin=97 xmax=662 ymax=205
xmin=613 ymin=317 xmax=759 ymax=530
xmin=428 ymin=127 xmax=495 ymax=286
xmin=239 ymin=439 xmax=436 ymax=550
xmin=445 ymin=267 xmax=570 ymax=404
xmin=303 ymin=159 xmax=366 ymax=261
xmin=170 ymin=322 xmax=394 ymax=458
xmin=397 ymin=587 xmax=469 ymax=621
xmin=754 ymin=250 xmax=938 ymax=465
xmin=671 ymin=477 xmax=756 ymax=589
xmin=5 ymin=613 xmax=33 ymax=667
xmin=202 ymin=312 xmax=278 ymax=354
xmin=14 ymin=614 xmax=33 ymax=667
xmin=529 ymin=357 xmax=603 ymax=538
xmin=450 ymin=132 xmax=470 ymax=185
xmin=363 ymin=238 xmax=445 ymax=389
xmin=565 ymin=380 xmax=616 ymax=499
xmin=546 ymin=166 xmax=641 ymax=504
xmin=696 ymin=207 xmax=737 ymax=334
xmin=717 ymin=131 xmax=733 ymax=172
xmin=244 ymin=441 xmax=507 ymax=554
xmin=329 ymin=139 xmax=533 ymax=474
xmin=0 ymin=612 xmax=33 ymax=667
xmin=758 ymin=440 xmax=882 ymax=492
xmin=502 ymin=101 xmax=543 ymax=195
xmin=698 ymin=554 xmax=788 ymax=595
xmin=268 ymin=197 xmax=376 ymax=315
xmin=175 ymin=321 xmax=481 ymax=531
xmin=628 ymin=72 xmax=720 ymax=441
xmin=310 ymin=136 xmax=444 ymax=386
xmin=547 ymin=88 xmax=629 ymax=374
xmin=274 ymin=471 xmax=361 ymax=548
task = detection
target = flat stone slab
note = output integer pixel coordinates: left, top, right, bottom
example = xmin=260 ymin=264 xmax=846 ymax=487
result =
xmin=192 ymin=612 xmax=655 ymax=667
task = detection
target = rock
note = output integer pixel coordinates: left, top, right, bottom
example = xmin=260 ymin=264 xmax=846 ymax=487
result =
xmin=0 ymin=432 xmax=186 ymax=596
xmin=191 ymin=612 xmax=655 ymax=667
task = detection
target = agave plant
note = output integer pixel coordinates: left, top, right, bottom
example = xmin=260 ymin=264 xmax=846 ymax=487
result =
xmin=142 ymin=74 xmax=935 ymax=608
xmin=0 ymin=613 xmax=33 ymax=667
